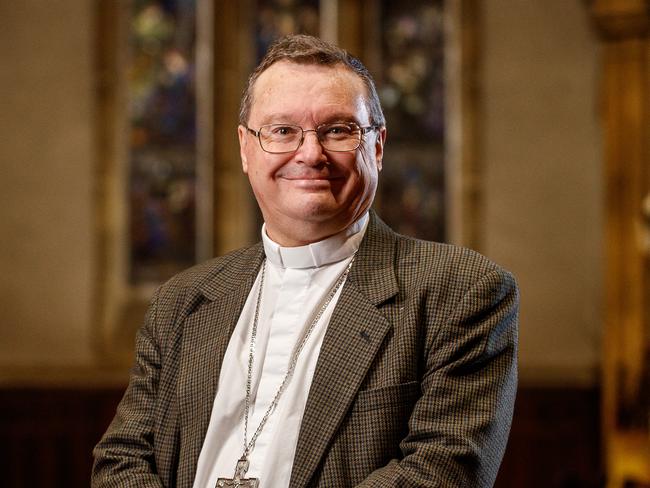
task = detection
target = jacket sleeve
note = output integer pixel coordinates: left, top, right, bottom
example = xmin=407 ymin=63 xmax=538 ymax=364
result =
xmin=357 ymin=267 xmax=519 ymax=487
xmin=92 ymin=287 xmax=165 ymax=487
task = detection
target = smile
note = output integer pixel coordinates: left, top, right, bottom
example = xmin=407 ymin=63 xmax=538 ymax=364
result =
xmin=282 ymin=176 xmax=333 ymax=187
xmin=282 ymin=175 xmax=333 ymax=181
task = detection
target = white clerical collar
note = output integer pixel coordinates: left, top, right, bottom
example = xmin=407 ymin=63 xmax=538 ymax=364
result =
xmin=261 ymin=213 xmax=369 ymax=269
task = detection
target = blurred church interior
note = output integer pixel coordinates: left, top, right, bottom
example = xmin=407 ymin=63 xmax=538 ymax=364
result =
xmin=0 ymin=0 xmax=648 ymax=486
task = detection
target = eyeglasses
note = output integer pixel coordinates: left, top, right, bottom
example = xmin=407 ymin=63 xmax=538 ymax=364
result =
xmin=244 ymin=122 xmax=379 ymax=154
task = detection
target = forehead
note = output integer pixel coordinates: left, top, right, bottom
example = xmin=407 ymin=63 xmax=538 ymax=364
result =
xmin=249 ymin=61 xmax=369 ymax=124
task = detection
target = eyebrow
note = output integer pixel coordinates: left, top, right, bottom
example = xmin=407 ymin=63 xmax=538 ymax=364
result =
xmin=320 ymin=113 xmax=363 ymax=124
xmin=257 ymin=114 xmax=293 ymax=126
xmin=256 ymin=112 xmax=363 ymax=127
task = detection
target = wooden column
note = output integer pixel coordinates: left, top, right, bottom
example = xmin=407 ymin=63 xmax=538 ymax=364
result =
xmin=590 ymin=1 xmax=650 ymax=486
xmin=212 ymin=0 xmax=257 ymax=254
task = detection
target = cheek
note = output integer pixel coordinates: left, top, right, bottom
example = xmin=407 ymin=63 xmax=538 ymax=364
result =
xmin=247 ymin=156 xmax=281 ymax=181
xmin=336 ymin=155 xmax=377 ymax=205
xmin=257 ymin=154 xmax=289 ymax=177
xmin=355 ymin=150 xmax=379 ymax=186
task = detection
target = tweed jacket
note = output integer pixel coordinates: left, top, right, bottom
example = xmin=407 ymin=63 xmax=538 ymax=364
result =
xmin=93 ymin=213 xmax=519 ymax=488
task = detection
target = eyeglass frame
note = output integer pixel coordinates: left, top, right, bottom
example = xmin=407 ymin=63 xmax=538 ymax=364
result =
xmin=243 ymin=122 xmax=381 ymax=154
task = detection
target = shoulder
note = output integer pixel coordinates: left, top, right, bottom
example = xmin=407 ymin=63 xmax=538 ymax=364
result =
xmin=396 ymin=234 xmax=508 ymax=277
xmin=385 ymin=233 xmax=519 ymax=360
xmin=163 ymin=243 xmax=261 ymax=290
xmin=151 ymin=243 xmax=264 ymax=320
xmin=362 ymin=212 xmax=517 ymax=302
xmin=391 ymin=232 xmax=517 ymax=304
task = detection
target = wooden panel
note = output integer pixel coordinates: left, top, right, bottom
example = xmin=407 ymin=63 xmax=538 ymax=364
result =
xmin=0 ymin=388 xmax=123 ymax=487
xmin=0 ymin=386 xmax=600 ymax=487
xmin=495 ymin=388 xmax=602 ymax=488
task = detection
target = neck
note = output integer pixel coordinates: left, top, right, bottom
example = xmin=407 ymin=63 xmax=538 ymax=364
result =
xmin=262 ymin=213 xmax=369 ymax=269
xmin=264 ymin=225 xmax=339 ymax=247
xmin=264 ymin=217 xmax=360 ymax=247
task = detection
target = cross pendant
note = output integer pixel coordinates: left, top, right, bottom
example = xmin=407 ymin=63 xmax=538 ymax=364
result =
xmin=216 ymin=458 xmax=259 ymax=488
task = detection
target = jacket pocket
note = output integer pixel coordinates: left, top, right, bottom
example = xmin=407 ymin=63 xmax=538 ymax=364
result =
xmin=351 ymin=380 xmax=420 ymax=413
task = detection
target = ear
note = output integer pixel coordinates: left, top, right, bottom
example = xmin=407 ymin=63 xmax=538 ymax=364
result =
xmin=237 ymin=125 xmax=249 ymax=173
xmin=374 ymin=127 xmax=386 ymax=172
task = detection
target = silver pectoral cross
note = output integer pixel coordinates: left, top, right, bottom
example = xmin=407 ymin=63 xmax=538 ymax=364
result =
xmin=216 ymin=458 xmax=259 ymax=488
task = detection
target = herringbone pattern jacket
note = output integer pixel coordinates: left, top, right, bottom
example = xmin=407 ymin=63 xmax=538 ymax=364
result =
xmin=93 ymin=213 xmax=519 ymax=487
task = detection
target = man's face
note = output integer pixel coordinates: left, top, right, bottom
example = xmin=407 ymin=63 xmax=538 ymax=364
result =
xmin=238 ymin=61 xmax=386 ymax=246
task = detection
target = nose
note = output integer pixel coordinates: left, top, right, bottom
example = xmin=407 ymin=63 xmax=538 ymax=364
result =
xmin=296 ymin=129 xmax=326 ymax=165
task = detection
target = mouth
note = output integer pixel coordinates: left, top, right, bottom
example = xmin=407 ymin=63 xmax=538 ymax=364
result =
xmin=282 ymin=175 xmax=332 ymax=181
xmin=279 ymin=170 xmax=343 ymax=182
xmin=278 ymin=167 xmax=334 ymax=179
xmin=276 ymin=165 xmax=345 ymax=190
xmin=282 ymin=176 xmax=333 ymax=187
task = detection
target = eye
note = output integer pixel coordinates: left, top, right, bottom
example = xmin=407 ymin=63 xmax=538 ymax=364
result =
xmin=322 ymin=123 xmax=355 ymax=137
xmin=269 ymin=125 xmax=299 ymax=136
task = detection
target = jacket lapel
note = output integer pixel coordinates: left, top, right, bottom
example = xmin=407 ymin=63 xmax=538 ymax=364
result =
xmin=289 ymin=214 xmax=399 ymax=488
xmin=176 ymin=245 xmax=264 ymax=487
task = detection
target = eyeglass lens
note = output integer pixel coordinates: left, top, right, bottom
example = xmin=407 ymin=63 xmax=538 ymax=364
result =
xmin=258 ymin=123 xmax=362 ymax=153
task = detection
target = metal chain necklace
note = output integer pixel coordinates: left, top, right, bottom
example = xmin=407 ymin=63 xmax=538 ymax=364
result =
xmin=216 ymin=254 xmax=357 ymax=488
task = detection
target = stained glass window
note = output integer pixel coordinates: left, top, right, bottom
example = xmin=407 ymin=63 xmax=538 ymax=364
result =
xmin=376 ymin=0 xmax=446 ymax=242
xmin=256 ymin=0 xmax=320 ymax=61
xmin=128 ymin=0 xmax=197 ymax=283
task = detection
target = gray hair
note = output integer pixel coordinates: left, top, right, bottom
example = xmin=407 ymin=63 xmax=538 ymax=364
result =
xmin=239 ymin=34 xmax=385 ymax=127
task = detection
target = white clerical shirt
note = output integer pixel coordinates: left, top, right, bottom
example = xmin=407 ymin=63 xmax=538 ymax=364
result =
xmin=192 ymin=213 xmax=369 ymax=488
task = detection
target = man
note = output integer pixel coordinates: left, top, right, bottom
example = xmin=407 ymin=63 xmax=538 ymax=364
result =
xmin=93 ymin=34 xmax=518 ymax=488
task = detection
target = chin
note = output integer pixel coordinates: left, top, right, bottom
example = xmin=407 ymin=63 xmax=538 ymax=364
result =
xmin=293 ymin=207 xmax=338 ymax=223
xmin=292 ymin=194 xmax=337 ymax=215
xmin=280 ymin=205 xmax=336 ymax=226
